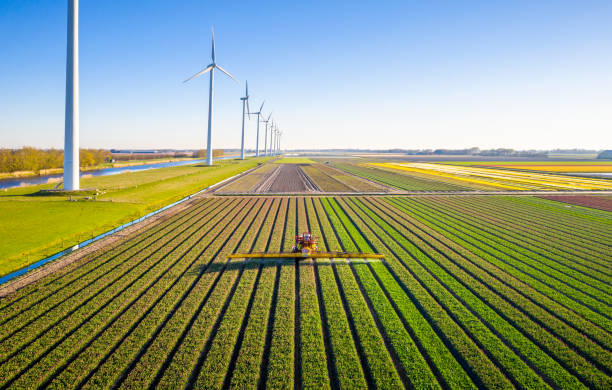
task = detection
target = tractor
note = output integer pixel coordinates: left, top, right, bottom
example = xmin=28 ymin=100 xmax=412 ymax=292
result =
xmin=229 ymin=232 xmax=384 ymax=260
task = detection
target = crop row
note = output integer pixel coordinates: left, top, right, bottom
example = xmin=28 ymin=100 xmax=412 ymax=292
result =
xmin=301 ymin=165 xmax=354 ymax=192
xmin=400 ymin=197 xmax=612 ymax=302
xmin=469 ymin=196 xmax=612 ymax=246
xmin=0 ymin=198 xmax=234 ymax=364
xmin=356 ymin=197 xmax=609 ymax=387
xmin=1 ymin=195 xmax=609 ymax=389
xmin=422 ymin=196 xmax=611 ymax=277
xmin=384 ymin=197 xmax=612 ymax=333
xmin=333 ymin=162 xmax=474 ymax=191
xmin=0 ymin=199 xmax=226 ymax=349
xmin=0 ymin=197 xmax=217 ymax=315
xmin=0 ymin=198 xmax=252 ymax=388
xmin=316 ymin=163 xmax=384 ymax=192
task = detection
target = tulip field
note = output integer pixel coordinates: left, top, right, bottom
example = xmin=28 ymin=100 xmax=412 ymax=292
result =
xmin=0 ymin=192 xmax=610 ymax=389
xmin=371 ymin=162 xmax=612 ymax=190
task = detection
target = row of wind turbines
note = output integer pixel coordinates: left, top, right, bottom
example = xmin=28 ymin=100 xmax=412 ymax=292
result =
xmin=62 ymin=0 xmax=281 ymax=191
xmin=184 ymin=28 xmax=283 ymax=166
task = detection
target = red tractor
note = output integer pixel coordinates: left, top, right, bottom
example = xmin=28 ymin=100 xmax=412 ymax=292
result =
xmin=292 ymin=232 xmax=318 ymax=254
xmin=229 ymin=232 xmax=383 ymax=260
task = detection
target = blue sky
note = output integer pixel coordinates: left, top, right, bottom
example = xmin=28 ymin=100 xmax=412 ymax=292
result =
xmin=1 ymin=0 xmax=611 ymax=150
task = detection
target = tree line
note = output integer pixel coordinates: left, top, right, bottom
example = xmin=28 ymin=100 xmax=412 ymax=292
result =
xmin=0 ymin=147 xmax=111 ymax=174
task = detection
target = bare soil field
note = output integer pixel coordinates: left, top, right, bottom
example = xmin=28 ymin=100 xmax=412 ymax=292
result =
xmin=216 ymin=164 xmax=320 ymax=193
xmin=539 ymin=195 xmax=612 ymax=212
xmin=217 ymin=163 xmax=390 ymax=194
xmin=267 ymin=164 xmax=319 ymax=192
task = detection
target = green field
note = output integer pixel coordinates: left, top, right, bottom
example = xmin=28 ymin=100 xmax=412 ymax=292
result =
xmin=0 ymin=194 xmax=610 ymax=388
xmin=0 ymin=158 xmax=269 ymax=276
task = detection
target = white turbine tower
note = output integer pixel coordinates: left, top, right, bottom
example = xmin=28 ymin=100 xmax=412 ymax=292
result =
xmin=274 ymin=127 xmax=279 ymax=155
xmin=262 ymin=113 xmax=272 ymax=156
xmin=184 ymin=27 xmax=238 ymax=166
xmin=239 ymin=81 xmax=250 ymax=160
xmin=269 ymin=121 xmax=274 ymax=156
xmin=64 ymin=0 xmax=79 ymax=191
xmin=249 ymin=101 xmax=265 ymax=157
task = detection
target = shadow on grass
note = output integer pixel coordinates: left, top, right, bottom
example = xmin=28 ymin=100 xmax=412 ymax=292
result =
xmin=188 ymin=257 xmax=378 ymax=277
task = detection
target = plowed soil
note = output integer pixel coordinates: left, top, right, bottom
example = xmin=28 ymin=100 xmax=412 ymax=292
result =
xmin=267 ymin=164 xmax=319 ymax=192
xmin=538 ymin=195 xmax=612 ymax=212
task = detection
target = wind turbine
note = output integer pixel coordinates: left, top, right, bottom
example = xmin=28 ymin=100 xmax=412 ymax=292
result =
xmin=270 ymin=122 xmax=276 ymax=156
xmin=262 ymin=113 xmax=272 ymax=156
xmin=64 ymin=0 xmax=79 ymax=191
xmin=184 ymin=27 xmax=238 ymax=166
xmin=275 ymin=128 xmax=279 ymax=155
xmin=239 ymin=81 xmax=250 ymax=160
xmin=249 ymin=101 xmax=265 ymax=156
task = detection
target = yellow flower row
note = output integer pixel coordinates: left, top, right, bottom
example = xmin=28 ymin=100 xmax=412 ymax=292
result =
xmin=370 ymin=163 xmax=612 ymax=191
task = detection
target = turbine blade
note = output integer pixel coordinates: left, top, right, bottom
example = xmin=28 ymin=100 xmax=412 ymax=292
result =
xmin=183 ymin=64 xmax=213 ymax=83
xmin=246 ymin=98 xmax=250 ymax=119
xmin=211 ymin=26 xmax=216 ymax=62
xmin=259 ymin=101 xmax=265 ymax=112
xmin=245 ymin=80 xmax=249 ymax=97
xmin=216 ymin=65 xmax=239 ymax=83
xmin=267 ymin=112 xmax=272 ymax=121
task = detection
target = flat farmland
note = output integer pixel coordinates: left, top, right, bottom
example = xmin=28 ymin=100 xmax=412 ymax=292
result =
xmin=216 ymin=164 xmax=318 ymax=193
xmin=373 ymin=162 xmax=612 ymax=191
xmin=216 ymin=163 xmax=386 ymax=194
xmin=266 ymin=164 xmax=319 ymax=192
xmin=1 ymin=194 xmax=610 ymax=389
xmin=214 ymin=163 xmax=279 ymax=193
xmin=539 ymin=195 xmax=612 ymax=212
xmin=333 ymin=162 xmax=482 ymax=191
xmin=302 ymin=163 xmax=388 ymax=192
xmin=449 ymin=161 xmax=612 ymax=173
